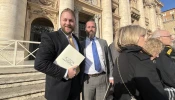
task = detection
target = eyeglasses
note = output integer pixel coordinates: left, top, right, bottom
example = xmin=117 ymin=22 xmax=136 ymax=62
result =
xmin=160 ymin=35 xmax=172 ymax=38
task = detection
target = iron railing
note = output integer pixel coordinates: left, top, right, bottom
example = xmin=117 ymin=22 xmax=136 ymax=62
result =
xmin=0 ymin=39 xmax=40 ymax=67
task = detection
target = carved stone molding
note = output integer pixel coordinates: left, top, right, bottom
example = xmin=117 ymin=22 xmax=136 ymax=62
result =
xmin=74 ymin=7 xmax=82 ymax=13
xmin=28 ymin=5 xmax=56 ymax=21
xmin=28 ymin=0 xmax=57 ymax=8
xmin=85 ymin=0 xmax=98 ymax=6
xmin=39 ymin=0 xmax=53 ymax=6
xmin=94 ymin=14 xmax=101 ymax=20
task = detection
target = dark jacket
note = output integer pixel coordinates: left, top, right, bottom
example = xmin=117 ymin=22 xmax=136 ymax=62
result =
xmin=109 ymin=42 xmax=120 ymax=65
xmin=113 ymin=45 xmax=168 ymax=100
xmin=34 ymin=29 xmax=82 ymax=100
xmin=156 ymin=46 xmax=175 ymax=88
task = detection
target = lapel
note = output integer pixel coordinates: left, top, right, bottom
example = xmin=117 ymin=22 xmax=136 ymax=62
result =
xmin=72 ymin=34 xmax=80 ymax=52
xmin=56 ymin=29 xmax=69 ymax=51
xmin=81 ymin=40 xmax=86 ymax=56
xmin=96 ymin=38 xmax=105 ymax=57
xmin=96 ymin=38 xmax=107 ymax=67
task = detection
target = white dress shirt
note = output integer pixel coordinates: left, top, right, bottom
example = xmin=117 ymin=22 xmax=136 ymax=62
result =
xmin=84 ymin=37 xmax=105 ymax=74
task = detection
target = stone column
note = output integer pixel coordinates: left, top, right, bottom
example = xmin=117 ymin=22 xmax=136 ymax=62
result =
xmin=0 ymin=0 xmax=27 ymax=40
xmin=94 ymin=14 xmax=101 ymax=38
xmin=157 ymin=7 xmax=164 ymax=29
xmin=58 ymin=0 xmax=74 ymax=28
xmin=149 ymin=4 xmax=157 ymax=31
xmin=119 ymin=0 xmax=131 ymax=27
xmin=137 ymin=0 xmax=146 ymax=28
xmin=101 ymin=0 xmax=113 ymax=45
xmin=159 ymin=14 xmax=164 ymax=29
xmin=74 ymin=7 xmax=80 ymax=37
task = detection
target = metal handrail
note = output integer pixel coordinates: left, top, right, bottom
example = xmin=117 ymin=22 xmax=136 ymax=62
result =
xmin=0 ymin=39 xmax=40 ymax=67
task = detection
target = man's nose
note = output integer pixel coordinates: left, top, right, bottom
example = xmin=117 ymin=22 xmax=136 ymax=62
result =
xmin=66 ymin=20 xmax=70 ymax=25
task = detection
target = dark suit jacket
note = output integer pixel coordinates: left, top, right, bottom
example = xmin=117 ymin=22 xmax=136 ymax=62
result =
xmin=156 ymin=46 xmax=175 ymax=88
xmin=34 ymin=29 xmax=82 ymax=100
xmin=80 ymin=37 xmax=113 ymax=82
xmin=113 ymin=45 xmax=168 ymax=100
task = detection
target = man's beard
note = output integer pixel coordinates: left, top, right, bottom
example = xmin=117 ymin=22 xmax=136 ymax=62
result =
xmin=86 ymin=31 xmax=95 ymax=39
xmin=61 ymin=26 xmax=74 ymax=35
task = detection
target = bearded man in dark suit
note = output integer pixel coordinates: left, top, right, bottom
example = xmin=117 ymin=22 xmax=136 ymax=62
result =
xmin=34 ymin=8 xmax=82 ymax=100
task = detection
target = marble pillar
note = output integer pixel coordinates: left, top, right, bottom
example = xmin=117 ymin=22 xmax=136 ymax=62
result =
xmin=149 ymin=4 xmax=157 ymax=32
xmin=94 ymin=14 xmax=101 ymax=38
xmin=137 ymin=0 xmax=146 ymax=28
xmin=119 ymin=0 xmax=131 ymax=27
xmin=101 ymin=0 xmax=113 ymax=45
xmin=74 ymin=7 xmax=80 ymax=37
xmin=0 ymin=0 xmax=27 ymax=40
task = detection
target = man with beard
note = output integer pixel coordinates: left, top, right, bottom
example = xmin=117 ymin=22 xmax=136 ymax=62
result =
xmin=81 ymin=19 xmax=114 ymax=100
xmin=34 ymin=8 xmax=82 ymax=100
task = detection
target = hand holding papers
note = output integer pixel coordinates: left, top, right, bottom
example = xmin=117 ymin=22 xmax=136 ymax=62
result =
xmin=54 ymin=44 xmax=85 ymax=74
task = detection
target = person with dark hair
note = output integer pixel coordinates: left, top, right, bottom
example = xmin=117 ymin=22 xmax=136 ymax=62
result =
xmin=34 ymin=8 xmax=82 ymax=100
xmin=81 ymin=19 xmax=113 ymax=100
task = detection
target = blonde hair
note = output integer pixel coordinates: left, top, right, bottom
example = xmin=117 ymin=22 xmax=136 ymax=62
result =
xmin=60 ymin=8 xmax=75 ymax=20
xmin=114 ymin=25 xmax=147 ymax=51
xmin=143 ymin=38 xmax=164 ymax=56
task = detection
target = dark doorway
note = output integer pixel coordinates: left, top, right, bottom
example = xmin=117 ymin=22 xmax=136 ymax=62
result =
xmin=29 ymin=18 xmax=54 ymax=60
xmin=79 ymin=12 xmax=93 ymax=41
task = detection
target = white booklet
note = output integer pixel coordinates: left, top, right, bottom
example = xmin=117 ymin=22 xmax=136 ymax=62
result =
xmin=54 ymin=44 xmax=85 ymax=70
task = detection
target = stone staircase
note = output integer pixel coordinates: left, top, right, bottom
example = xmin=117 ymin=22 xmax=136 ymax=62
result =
xmin=0 ymin=67 xmax=46 ymax=100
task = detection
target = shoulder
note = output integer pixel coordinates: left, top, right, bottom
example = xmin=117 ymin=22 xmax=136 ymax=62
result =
xmin=41 ymin=31 xmax=59 ymax=38
xmin=97 ymin=38 xmax=107 ymax=45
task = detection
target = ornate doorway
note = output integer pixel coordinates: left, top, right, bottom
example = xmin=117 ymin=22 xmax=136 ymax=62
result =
xmin=79 ymin=12 xmax=93 ymax=41
xmin=29 ymin=18 xmax=54 ymax=60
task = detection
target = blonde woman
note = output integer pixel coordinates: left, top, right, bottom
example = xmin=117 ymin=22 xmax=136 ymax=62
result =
xmin=113 ymin=25 xmax=168 ymax=100
xmin=143 ymin=38 xmax=164 ymax=60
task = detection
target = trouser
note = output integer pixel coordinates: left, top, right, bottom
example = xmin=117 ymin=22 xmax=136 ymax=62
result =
xmin=83 ymin=73 xmax=107 ymax=100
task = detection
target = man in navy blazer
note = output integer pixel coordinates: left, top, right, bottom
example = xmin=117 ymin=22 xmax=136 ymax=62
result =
xmin=34 ymin=8 xmax=82 ymax=100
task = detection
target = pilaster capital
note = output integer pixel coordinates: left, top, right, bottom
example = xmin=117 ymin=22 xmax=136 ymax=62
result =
xmin=144 ymin=1 xmax=156 ymax=8
xmin=74 ymin=7 xmax=81 ymax=13
xmin=94 ymin=14 xmax=101 ymax=20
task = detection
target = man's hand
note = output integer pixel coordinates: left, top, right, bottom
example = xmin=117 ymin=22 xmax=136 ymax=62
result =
xmin=67 ymin=65 xmax=78 ymax=79
xmin=109 ymin=79 xmax=114 ymax=85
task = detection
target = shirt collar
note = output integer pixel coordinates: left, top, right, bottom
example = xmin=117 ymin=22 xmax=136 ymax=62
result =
xmin=86 ymin=36 xmax=97 ymax=41
xmin=61 ymin=29 xmax=73 ymax=38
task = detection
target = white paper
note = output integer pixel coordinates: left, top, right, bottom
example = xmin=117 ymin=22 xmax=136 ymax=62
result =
xmin=54 ymin=44 xmax=85 ymax=70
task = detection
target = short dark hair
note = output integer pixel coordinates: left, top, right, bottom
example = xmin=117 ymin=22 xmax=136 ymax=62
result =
xmin=85 ymin=19 xmax=96 ymax=28
xmin=60 ymin=8 xmax=76 ymax=20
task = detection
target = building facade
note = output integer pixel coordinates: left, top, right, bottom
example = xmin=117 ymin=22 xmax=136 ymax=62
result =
xmin=0 ymin=0 xmax=164 ymax=44
xmin=162 ymin=8 xmax=175 ymax=34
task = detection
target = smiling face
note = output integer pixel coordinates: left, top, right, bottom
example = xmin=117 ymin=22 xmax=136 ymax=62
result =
xmin=60 ymin=11 xmax=75 ymax=35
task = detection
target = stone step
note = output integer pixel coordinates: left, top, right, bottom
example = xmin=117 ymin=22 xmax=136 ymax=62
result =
xmin=0 ymin=83 xmax=45 ymax=99
xmin=0 ymin=73 xmax=45 ymax=85
xmin=8 ymin=92 xmax=45 ymax=100
xmin=0 ymin=67 xmax=37 ymax=75
xmin=27 ymin=95 xmax=46 ymax=100
xmin=0 ymin=79 xmax=45 ymax=89
xmin=0 ymin=72 xmax=44 ymax=79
